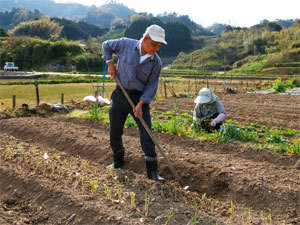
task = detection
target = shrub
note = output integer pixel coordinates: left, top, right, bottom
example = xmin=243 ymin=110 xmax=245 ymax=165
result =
xmin=291 ymin=78 xmax=300 ymax=87
xmin=273 ymin=79 xmax=287 ymax=92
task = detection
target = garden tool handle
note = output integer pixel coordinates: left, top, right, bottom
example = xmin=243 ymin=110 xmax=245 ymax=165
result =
xmin=115 ymin=76 xmax=181 ymax=182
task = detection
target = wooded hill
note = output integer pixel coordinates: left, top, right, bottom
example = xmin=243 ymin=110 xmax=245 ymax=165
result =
xmin=0 ymin=1 xmax=299 ymax=75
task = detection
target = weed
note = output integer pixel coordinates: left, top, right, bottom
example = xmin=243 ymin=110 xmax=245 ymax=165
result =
xmin=124 ymin=115 xmax=137 ymax=128
xmin=87 ymin=103 xmax=102 ymax=120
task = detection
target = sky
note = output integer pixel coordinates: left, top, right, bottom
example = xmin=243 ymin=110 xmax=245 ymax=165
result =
xmin=54 ymin=0 xmax=300 ymax=27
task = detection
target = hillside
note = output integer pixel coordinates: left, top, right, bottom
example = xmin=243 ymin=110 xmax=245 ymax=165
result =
xmin=172 ymin=20 xmax=300 ymax=75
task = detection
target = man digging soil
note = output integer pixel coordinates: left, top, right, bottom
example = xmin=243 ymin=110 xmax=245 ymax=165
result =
xmin=102 ymin=24 xmax=167 ymax=183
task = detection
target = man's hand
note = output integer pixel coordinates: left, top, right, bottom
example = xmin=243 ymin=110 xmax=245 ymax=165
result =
xmin=107 ymin=61 xmax=117 ymax=78
xmin=133 ymin=100 xmax=144 ymax=117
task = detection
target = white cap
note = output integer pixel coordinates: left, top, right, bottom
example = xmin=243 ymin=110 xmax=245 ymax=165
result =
xmin=144 ymin=24 xmax=167 ymax=44
xmin=194 ymin=88 xmax=217 ymax=104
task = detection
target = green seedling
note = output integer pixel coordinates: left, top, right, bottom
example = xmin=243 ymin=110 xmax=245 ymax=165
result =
xmin=42 ymin=163 xmax=47 ymax=175
xmin=155 ymin=209 xmax=175 ymax=225
xmin=54 ymin=154 xmax=60 ymax=161
xmin=104 ymin=184 xmax=112 ymax=199
xmin=269 ymin=209 xmax=272 ymax=224
xmin=145 ymin=191 xmax=150 ymax=217
xmin=210 ymin=199 xmax=214 ymax=212
xmin=51 ymin=165 xmax=56 ymax=175
xmin=188 ymin=212 xmax=199 ymax=225
xmin=90 ymin=181 xmax=98 ymax=196
xmin=34 ymin=156 xmax=41 ymax=173
xmin=80 ymin=176 xmax=85 ymax=191
xmin=165 ymin=209 xmax=175 ymax=225
xmin=32 ymin=147 xmax=37 ymax=153
xmin=230 ymin=201 xmax=235 ymax=221
xmin=247 ymin=210 xmax=251 ymax=225
xmin=192 ymin=197 xmax=197 ymax=207
xmin=67 ymin=173 xmax=72 ymax=183
xmin=241 ymin=209 xmax=245 ymax=224
xmin=81 ymin=159 xmax=88 ymax=168
xmin=261 ymin=211 xmax=266 ymax=224
xmin=130 ymin=192 xmax=135 ymax=208
xmin=200 ymin=193 xmax=206 ymax=207
xmin=117 ymin=182 xmax=122 ymax=203
xmin=160 ymin=183 xmax=164 ymax=196
xmin=106 ymin=167 xmax=114 ymax=176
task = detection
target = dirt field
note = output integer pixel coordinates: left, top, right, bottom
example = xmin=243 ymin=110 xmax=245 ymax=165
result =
xmin=0 ymin=92 xmax=299 ymax=224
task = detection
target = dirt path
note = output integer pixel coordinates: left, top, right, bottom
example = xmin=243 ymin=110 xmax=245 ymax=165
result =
xmin=1 ymin=115 xmax=299 ymax=224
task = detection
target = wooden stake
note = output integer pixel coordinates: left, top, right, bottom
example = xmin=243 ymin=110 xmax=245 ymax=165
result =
xmin=12 ymin=95 xmax=16 ymax=109
xmin=34 ymin=80 xmax=40 ymax=106
xmin=61 ymin=93 xmax=64 ymax=105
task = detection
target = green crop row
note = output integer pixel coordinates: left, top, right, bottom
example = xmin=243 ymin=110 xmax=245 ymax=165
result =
xmin=81 ymin=103 xmax=300 ymax=155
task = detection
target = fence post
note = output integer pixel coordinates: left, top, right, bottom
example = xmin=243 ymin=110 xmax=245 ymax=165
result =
xmin=12 ymin=95 xmax=16 ymax=109
xmin=61 ymin=93 xmax=64 ymax=105
xmin=34 ymin=80 xmax=40 ymax=106
xmin=215 ymin=75 xmax=217 ymax=91
xmin=164 ymin=81 xmax=167 ymax=99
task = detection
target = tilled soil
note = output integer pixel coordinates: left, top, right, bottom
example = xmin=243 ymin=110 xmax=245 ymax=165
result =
xmin=151 ymin=92 xmax=300 ymax=129
xmin=0 ymin=92 xmax=300 ymax=224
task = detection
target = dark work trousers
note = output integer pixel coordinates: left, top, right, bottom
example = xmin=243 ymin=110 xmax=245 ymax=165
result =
xmin=109 ymin=87 xmax=156 ymax=158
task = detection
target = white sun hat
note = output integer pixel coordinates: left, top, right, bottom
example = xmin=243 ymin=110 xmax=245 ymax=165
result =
xmin=194 ymin=88 xmax=217 ymax=104
xmin=144 ymin=24 xmax=167 ymax=44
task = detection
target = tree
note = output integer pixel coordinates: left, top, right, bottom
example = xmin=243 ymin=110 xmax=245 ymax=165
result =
xmin=0 ymin=27 xmax=8 ymax=37
xmin=124 ymin=18 xmax=152 ymax=39
xmin=10 ymin=17 xmax=63 ymax=40
xmin=0 ymin=8 xmax=44 ymax=30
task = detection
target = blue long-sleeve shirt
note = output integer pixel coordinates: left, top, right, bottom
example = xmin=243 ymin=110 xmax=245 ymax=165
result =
xmin=102 ymin=37 xmax=162 ymax=104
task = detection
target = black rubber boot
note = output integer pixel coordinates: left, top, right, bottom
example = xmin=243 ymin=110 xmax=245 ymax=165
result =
xmin=146 ymin=160 xmax=165 ymax=183
xmin=108 ymin=150 xmax=124 ymax=169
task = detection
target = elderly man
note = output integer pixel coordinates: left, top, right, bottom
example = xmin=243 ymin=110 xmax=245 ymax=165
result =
xmin=102 ymin=24 xmax=167 ymax=182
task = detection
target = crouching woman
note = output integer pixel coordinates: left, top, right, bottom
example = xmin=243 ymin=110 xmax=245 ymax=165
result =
xmin=193 ymin=88 xmax=226 ymax=132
